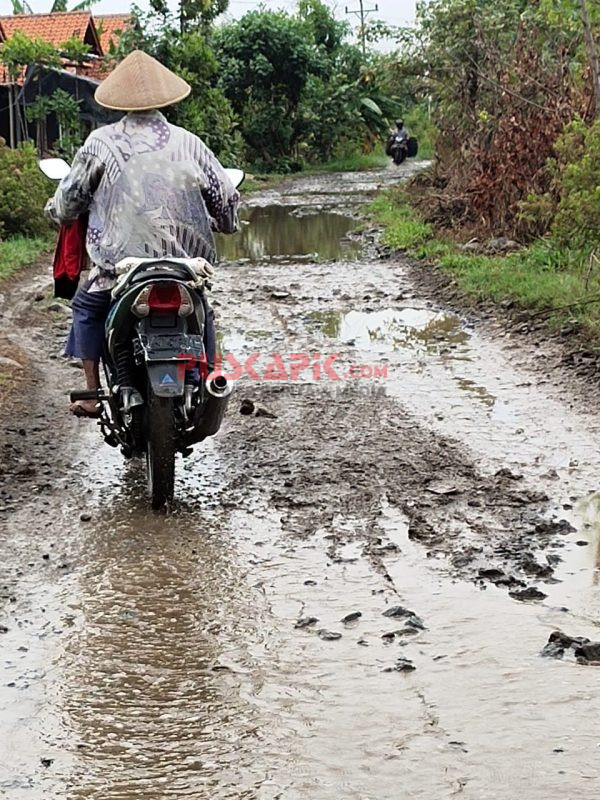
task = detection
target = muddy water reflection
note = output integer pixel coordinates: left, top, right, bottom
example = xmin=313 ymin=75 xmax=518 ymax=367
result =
xmin=310 ymin=307 xmax=469 ymax=353
xmin=217 ymin=205 xmax=361 ymax=262
xmin=62 ymin=507 xmax=269 ymax=797
xmin=545 ymin=492 xmax=600 ymax=619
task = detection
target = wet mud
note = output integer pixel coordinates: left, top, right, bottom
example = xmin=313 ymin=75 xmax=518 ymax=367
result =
xmin=1 ymin=162 xmax=600 ymax=798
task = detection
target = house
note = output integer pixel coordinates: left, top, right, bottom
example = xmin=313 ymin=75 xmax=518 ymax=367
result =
xmin=96 ymin=14 xmax=131 ymax=56
xmin=0 ymin=11 xmax=131 ymax=149
xmin=0 ymin=11 xmax=102 ymax=54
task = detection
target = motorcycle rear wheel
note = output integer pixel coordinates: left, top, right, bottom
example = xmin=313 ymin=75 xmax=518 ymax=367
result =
xmin=146 ymin=390 xmax=176 ymax=510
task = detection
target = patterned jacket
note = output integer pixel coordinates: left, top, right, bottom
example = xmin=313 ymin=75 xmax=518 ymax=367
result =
xmin=46 ymin=110 xmax=240 ymax=292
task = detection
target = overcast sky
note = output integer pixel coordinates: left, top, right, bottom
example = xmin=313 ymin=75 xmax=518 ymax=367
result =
xmin=18 ymin=0 xmax=416 ymax=28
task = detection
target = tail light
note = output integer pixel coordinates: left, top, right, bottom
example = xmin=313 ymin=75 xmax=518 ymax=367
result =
xmin=132 ymin=282 xmax=194 ymax=318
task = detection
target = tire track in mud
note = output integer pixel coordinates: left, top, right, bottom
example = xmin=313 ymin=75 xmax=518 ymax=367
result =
xmin=0 ymin=165 xmax=599 ymax=799
xmin=217 ymin=380 xmax=562 ymax=592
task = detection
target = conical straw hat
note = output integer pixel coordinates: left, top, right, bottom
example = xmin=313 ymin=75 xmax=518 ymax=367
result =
xmin=95 ymin=50 xmax=191 ymax=112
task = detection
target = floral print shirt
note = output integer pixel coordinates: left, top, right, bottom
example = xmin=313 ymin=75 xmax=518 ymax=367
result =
xmin=46 ymin=110 xmax=240 ymax=292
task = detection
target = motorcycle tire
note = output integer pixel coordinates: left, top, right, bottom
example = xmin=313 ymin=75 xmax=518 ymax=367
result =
xmin=393 ymin=149 xmax=407 ymax=165
xmin=146 ymin=389 xmax=176 ymax=510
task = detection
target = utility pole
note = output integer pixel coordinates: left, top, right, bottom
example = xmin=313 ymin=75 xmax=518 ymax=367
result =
xmin=345 ymin=1 xmax=379 ymax=56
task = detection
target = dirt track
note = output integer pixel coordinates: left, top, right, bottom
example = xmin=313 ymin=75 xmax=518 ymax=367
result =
xmin=1 ymin=165 xmax=599 ymax=799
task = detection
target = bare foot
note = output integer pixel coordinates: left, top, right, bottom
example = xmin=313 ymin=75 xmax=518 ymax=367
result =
xmin=70 ymin=400 xmax=102 ymax=418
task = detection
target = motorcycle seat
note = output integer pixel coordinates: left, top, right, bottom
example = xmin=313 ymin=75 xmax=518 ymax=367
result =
xmin=112 ymin=257 xmax=214 ymax=299
xmin=115 ymin=256 xmax=214 ymax=276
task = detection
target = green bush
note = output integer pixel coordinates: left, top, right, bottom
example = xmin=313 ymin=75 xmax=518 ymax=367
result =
xmin=550 ymin=119 xmax=600 ymax=251
xmin=521 ymin=119 xmax=600 ymax=252
xmin=0 ymin=141 xmax=52 ymax=238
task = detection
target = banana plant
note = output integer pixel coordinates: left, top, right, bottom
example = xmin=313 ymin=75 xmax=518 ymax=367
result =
xmin=51 ymin=0 xmax=100 ymax=9
xmin=10 ymin=0 xmax=100 ymax=11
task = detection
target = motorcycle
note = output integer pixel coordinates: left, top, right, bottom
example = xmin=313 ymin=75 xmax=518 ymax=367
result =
xmin=386 ymin=132 xmax=419 ymax=166
xmin=40 ymin=157 xmax=245 ymax=510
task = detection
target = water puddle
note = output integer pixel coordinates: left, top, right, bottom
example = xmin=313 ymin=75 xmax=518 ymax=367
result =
xmin=308 ymin=307 xmax=469 ymax=354
xmin=217 ymin=205 xmax=361 ymax=263
xmin=544 ymin=491 xmax=600 ymax=620
xmin=453 ymin=378 xmax=519 ymax=425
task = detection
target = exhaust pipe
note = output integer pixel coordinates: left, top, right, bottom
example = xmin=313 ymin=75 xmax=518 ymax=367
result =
xmin=192 ymin=376 xmax=234 ymax=440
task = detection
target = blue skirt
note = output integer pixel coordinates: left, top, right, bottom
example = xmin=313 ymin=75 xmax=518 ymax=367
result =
xmin=65 ymin=282 xmax=111 ymax=361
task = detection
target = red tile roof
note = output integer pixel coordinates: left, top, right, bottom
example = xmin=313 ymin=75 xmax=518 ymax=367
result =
xmin=0 ymin=64 xmax=26 ymax=87
xmin=95 ymin=14 xmax=131 ymax=55
xmin=0 ymin=12 xmax=100 ymax=53
xmin=0 ymin=12 xmax=110 ymax=86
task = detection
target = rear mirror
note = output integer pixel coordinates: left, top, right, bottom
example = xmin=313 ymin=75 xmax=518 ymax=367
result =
xmin=41 ymin=158 xmax=244 ymax=189
xmin=39 ymin=158 xmax=71 ymax=181
xmin=224 ymin=168 xmax=245 ymax=189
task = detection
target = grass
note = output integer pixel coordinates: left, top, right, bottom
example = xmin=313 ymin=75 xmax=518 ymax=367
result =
xmin=369 ymin=193 xmax=433 ymax=250
xmin=0 ymin=236 xmax=52 ymax=282
xmin=369 ymin=189 xmax=600 ymax=334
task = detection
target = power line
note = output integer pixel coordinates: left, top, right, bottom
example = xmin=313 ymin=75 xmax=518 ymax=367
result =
xmin=345 ymin=0 xmax=378 ymax=56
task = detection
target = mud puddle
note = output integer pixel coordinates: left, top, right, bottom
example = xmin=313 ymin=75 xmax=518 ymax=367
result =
xmin=217 ymin=204 xmax=362 ymax=263
xmin=307 ymin=306 xmax=468 ymax=353
xmin=1 ymin=164 xmax=600 ymax=799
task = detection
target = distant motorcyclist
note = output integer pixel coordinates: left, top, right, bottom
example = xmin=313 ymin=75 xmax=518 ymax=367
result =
xmin=386 ymin=119 xmax=410 ymax=165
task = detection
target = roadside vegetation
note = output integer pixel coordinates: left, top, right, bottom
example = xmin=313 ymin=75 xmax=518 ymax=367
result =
xmin=0 ymin=140 xmax=53 ymax=282
xmin=0 ymin=237 xmax=52 ymax=282
xmin=108 ymin=0 xmax=422 ymax=173
xmin=364 ymin=0 xmax=600 ymax=336
xmin=371 ymin=187 xmax=600 ymax=333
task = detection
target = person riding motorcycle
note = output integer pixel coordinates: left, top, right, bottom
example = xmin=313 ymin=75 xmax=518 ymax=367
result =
xmin=45 ymin=50 xmax=240 ymax=418
xmin=386 ymin=119 xmax=409 ymax=163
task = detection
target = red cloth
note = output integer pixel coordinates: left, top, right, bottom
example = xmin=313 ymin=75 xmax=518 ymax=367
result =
xmin=53 ymin=214 xmax=88 ymax=300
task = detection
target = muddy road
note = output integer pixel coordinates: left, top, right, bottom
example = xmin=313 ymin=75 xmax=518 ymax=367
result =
xmin=1 ymin=164 xmax=600 ymax=799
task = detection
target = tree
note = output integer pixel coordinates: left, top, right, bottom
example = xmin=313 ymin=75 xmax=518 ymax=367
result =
xmin=214 ymin=10 xmax=317 ymax=167
xmin=578 ymin=0 xmax=600 ymax=117
xmin=297 ymin=0 xmax=348 ymax=52
xmin=211 ymin=3 xmax=400 ymax=170
xmin=398 ymin=0 xmax=588 ymax=233
xmin=51 ymin=0 xmax=100 ymax=10
xmin=148 ymin=0 xmax=228 ymax=33
xmin=0 ymin=32 xmax=88 ymax=154
xmin=0 ymin=31 xmax=60 ymax=147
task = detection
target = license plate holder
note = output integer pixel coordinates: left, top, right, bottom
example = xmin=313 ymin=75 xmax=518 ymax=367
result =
xmin=134 ymin=333 xmax=205 ymax=363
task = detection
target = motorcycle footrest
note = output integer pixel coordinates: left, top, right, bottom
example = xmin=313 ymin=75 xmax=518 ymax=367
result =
xmin=70 ymin=389 xmax=107 ymax=403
